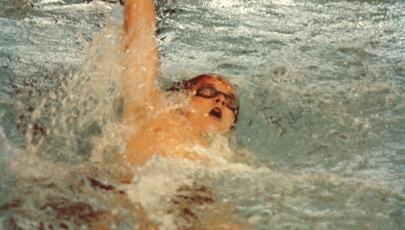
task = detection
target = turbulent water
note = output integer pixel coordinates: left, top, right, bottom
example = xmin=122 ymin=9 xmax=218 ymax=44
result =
xmin=0 ymin=0 xmax=404 ymax=229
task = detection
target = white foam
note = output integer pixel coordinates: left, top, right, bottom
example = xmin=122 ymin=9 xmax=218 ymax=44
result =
xmin=40 ymin=0 xmax=65 ymax=4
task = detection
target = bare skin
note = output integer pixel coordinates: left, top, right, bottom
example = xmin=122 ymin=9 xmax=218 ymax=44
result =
xmin=186 ymin=77 xmax=236 ymax=135
xmin=122 ymin=0 xmax=237 ymax=165
xmin=120 ymin=3 xmax=249 ymax=229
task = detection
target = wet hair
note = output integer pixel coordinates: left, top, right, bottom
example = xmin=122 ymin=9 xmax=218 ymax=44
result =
xmin=166 ymin=74 xmax=239 ymax=124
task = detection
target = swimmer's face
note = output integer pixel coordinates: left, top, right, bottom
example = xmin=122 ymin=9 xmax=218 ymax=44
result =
xmin=186 ymin=76 xmax=237 ymax=135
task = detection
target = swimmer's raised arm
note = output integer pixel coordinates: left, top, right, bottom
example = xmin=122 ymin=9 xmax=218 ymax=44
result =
xmin=123 ymin=0 xmax=161 ymax=121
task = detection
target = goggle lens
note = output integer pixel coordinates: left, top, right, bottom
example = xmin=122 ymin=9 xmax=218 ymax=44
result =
xmin=195 ymin=86 xmax=238 ymax=112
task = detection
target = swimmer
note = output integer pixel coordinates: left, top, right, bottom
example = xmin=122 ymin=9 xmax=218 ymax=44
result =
xmin=122 ymin=0 xmax=239 ymax=165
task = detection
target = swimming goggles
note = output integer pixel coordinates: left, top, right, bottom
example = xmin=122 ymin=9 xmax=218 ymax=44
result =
xmin=195 ymin=85 xmax=239 ymax=112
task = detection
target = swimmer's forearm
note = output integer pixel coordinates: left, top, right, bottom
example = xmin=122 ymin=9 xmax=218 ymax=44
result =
xmin=123 ymin=0 xmax=161 ymax=120
xmin=124 ymin=0 xmax=157 ymax=49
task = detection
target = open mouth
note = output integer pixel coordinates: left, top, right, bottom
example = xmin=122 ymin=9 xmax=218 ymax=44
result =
xmin=209 ymin=107 xmax=222 ymax=119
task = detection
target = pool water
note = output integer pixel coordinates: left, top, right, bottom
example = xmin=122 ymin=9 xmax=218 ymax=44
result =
xmin=0 ymin=0 xmax=404 ymax=229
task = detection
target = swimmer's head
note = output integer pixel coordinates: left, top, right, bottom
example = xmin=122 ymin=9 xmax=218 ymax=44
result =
xmin=168 ymin=74 xmax=239 ymax=135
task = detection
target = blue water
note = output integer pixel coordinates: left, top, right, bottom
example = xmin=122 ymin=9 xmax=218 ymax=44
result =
xmin=0 ymin=0 xmax=404 ymax=229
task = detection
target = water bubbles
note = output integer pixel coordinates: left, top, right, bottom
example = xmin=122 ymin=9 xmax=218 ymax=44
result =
xmin=0 ymin=0 xmax=404 ymax=229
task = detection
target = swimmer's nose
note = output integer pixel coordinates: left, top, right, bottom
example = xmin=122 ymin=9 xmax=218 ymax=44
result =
xmin=215 ymin=95 xmax=226 ymax=106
